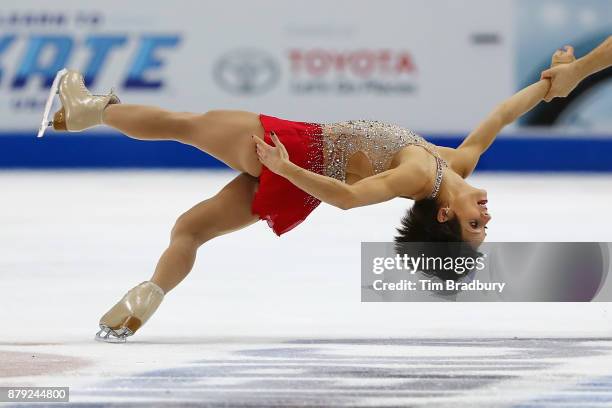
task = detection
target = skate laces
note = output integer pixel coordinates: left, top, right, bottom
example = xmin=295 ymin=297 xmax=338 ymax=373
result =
xmin=77 ymin=73 xmax=116 ymax=100
xmin=78 ymin=76 xmax=91 ymax=96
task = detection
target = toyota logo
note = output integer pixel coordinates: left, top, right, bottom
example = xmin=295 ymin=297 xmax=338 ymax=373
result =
xmin=213 ymin=49 xmax=280 ymax=95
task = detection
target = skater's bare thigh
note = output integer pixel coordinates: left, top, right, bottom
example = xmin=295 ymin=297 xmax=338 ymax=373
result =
xmin=171 ymin=172 xmax=260 ymax=244
xmin=187 ymin=110 xmax=264 ymax=177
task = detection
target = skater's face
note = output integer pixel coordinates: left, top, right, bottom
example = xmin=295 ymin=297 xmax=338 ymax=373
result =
xmin=438 ymin=188 xmax=491 ymax=247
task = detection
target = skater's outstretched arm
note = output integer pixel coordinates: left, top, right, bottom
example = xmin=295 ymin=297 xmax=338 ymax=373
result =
xmin=454 ymin=80 xmax=551 ymax=176
xmin=252 ymin=133 xmax=429 ymax=210
xmin=449 ymin=47 xmax=576 ymax=177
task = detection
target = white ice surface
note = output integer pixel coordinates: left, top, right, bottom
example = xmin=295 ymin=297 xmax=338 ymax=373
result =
xmin=1 ymin=171 xmax=612 ymax=407
xmin=1 ymin=170 xmax=611 ymax=341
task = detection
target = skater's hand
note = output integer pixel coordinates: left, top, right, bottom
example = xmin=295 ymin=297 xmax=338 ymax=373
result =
xmin=550 ymin=45 xmax=576 ymax=68
xmin=541 ymin=45 xmax=582 ymax=102
xmin=253 ymin=132 xmax=290 ymax=175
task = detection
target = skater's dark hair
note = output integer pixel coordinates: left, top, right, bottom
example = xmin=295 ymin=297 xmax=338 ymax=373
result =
xmin=394 ymin=198 xmax=482 ymax=282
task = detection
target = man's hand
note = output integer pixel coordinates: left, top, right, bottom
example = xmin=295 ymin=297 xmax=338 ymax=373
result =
xmin=540 ymin=45 xmax=582 ymax=102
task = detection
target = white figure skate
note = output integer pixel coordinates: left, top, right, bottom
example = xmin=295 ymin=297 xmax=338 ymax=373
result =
xmin=95 ymin=281 xmax=165 ymax=343
xmin=37 ymin=68 xmax=120 ymax=138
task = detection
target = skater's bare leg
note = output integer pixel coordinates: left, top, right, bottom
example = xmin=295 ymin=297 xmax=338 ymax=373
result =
xmin=96 ymin=169 xmax=259 ymax=342
xmin=103 ymin=106 xmax=264 ymax=176
xmin=149 ymin=172 xmax=259 ymax=293
xmin=47 ymin=70 xmax=263 ymax=174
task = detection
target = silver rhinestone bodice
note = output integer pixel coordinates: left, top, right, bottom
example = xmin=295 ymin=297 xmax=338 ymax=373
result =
xmin=312 ymin=120 xmax=448 ymax=199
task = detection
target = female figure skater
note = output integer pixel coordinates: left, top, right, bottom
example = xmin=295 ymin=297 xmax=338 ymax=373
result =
xmin=37 ymin=46 xmax=583 ymax=342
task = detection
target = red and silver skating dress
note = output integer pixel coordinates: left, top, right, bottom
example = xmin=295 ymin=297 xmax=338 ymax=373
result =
xmin=251 ymin=114 xmax=448 ymax=236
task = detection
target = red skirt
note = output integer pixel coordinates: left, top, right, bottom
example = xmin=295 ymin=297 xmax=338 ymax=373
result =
xmin=251 ymin=114 xmax=324 ymax=236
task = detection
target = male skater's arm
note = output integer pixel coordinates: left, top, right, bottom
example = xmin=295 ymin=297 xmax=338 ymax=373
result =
xmin=541 ymin=36 xmax=612 ymax=101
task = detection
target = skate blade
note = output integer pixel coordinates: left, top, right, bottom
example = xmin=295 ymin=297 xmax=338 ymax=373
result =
xmin=37 ymin=68 xmax=68 ymax=138
xmin=95 ymin=326 xmax=131 ymax=344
